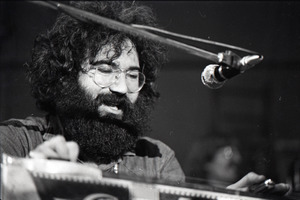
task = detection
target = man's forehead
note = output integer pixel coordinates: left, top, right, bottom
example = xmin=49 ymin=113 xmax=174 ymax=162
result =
xmin=95 ymin=39 xmax=137 ymax=61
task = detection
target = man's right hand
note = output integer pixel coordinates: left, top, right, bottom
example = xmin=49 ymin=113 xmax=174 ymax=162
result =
xmin=29 ymin=135 xmax=79 ymax=162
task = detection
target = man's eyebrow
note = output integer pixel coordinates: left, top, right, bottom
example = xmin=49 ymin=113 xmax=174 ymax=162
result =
xmin=90 ymin=60 xmax=141 ymax=71
xmin=90 ymin=60 xmax=116 ymax=66
xmin=128 ymin=66 xmax=141 ymax=71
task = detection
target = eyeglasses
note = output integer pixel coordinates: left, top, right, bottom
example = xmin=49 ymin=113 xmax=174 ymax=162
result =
xmin=88 ymin=64 xmax=146 ymax=93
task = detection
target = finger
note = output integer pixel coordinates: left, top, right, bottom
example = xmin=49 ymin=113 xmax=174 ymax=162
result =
xmin=44 ymin=136 xmax=70 ymax=159
xmin=66 ymin=141 xmax=79 ymax=162
xmin=227 ymin=172 xmax=265 ymax=190
xmin=271 ymin=183 xmax=291 ymax=195
xmin=32 ymin=136 xmax=70 ymax=160
xmin=29 ymin=151 xmax=47 ymax=159
xmin=33 ymin=144 xmax=62 ymax=159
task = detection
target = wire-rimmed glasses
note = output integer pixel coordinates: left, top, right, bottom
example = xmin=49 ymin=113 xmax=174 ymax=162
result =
xmin=88 ymin=64 xmax=146 ymax=93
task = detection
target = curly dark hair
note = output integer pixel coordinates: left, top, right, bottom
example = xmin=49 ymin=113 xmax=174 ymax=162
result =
xmin=26 ymin=1 xmax=167 ymax=114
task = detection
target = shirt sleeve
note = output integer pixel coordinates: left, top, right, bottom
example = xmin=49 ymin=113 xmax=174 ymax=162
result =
xmin=0 ymin=119 xmax=44 ymax=160
xmin=160 ymin=147 xmax=186 ymax=184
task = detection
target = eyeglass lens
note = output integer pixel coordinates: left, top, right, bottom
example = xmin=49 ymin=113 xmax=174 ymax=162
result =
xmin=93 ymin=69 xmax=145 ymax=92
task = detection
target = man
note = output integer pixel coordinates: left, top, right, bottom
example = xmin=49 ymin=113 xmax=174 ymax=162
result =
xmin=0 ymin=1 xmax=289 ymax=193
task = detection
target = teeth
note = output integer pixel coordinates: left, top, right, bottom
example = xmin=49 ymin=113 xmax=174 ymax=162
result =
xmin=98 ymin=105 xmax=123 ymax=118
xmin=110 ymin=107 xmax=118 ymax=110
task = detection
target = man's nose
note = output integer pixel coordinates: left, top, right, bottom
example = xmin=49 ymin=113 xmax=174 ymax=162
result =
xmin=109 ymin=73 xmax=128 ymax=94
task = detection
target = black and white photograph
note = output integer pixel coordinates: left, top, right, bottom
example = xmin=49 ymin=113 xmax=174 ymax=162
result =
xmin=1 ymin=1 xmax=300 ymax=199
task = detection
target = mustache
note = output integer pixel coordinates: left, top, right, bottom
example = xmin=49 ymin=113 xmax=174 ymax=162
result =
xmin=94 ymin=93 xmax=134 ymax=110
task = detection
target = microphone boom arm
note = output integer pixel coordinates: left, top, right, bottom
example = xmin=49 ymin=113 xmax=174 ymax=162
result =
xmin=28 ymin=1 xmax=263 ymax=68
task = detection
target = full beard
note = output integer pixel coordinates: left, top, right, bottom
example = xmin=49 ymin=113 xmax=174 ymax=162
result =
xmin=55 ymin=78 xmax=154 ymax=164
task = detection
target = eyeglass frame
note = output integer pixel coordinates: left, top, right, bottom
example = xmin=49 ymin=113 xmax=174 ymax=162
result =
xmin=84 ymin=61 xmax=146 ymax=93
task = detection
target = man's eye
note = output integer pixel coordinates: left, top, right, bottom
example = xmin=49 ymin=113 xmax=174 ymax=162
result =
xmin=127 ymin=71 xmax=139 ymax=80
xmin=96 ymin=65 xmax=113 ymax=73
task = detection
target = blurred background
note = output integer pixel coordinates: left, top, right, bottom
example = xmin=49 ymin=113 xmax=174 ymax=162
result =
xmin=1 ymin=1 xmax=300 ymax=188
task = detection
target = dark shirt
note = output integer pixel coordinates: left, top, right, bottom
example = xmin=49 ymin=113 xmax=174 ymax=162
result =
xmin=0 ymin=116 xmax=185 ymax=183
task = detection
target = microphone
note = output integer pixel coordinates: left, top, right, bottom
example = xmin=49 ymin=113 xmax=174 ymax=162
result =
xmin=201 ymin=54 xmax=263 ymax=89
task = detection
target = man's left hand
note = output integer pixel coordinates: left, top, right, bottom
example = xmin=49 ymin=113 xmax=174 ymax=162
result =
xmin=227 ymin=172 xmax=290 ymax=195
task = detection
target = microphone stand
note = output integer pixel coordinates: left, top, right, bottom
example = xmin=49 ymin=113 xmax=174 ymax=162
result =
xmin=28 ymin=1 xmax=263 ymax=69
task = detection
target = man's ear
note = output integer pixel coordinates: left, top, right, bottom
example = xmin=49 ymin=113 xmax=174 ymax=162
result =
xmin=80 ymin=59 xmax=96 ymax=78
xmin=81 ymin=59 xmax=90 ymax=71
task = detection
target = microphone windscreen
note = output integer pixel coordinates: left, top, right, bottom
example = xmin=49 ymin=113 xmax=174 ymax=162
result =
xmin=201 ymin=64 xmax=226 ymax=89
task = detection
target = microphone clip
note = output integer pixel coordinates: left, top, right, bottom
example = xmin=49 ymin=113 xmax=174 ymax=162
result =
xmin=217 ymin=50 xmax=263 ymax=72
xmin=201 ymin=50 xmax=264 ymax=89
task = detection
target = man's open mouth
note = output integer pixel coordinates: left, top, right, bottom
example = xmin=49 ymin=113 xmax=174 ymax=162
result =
xmin=98 ymin=104 xmax=123 ymax=119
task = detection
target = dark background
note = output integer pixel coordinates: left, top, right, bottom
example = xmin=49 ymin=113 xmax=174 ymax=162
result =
xmin=1 ymin=1 xmax=300 ymax=186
